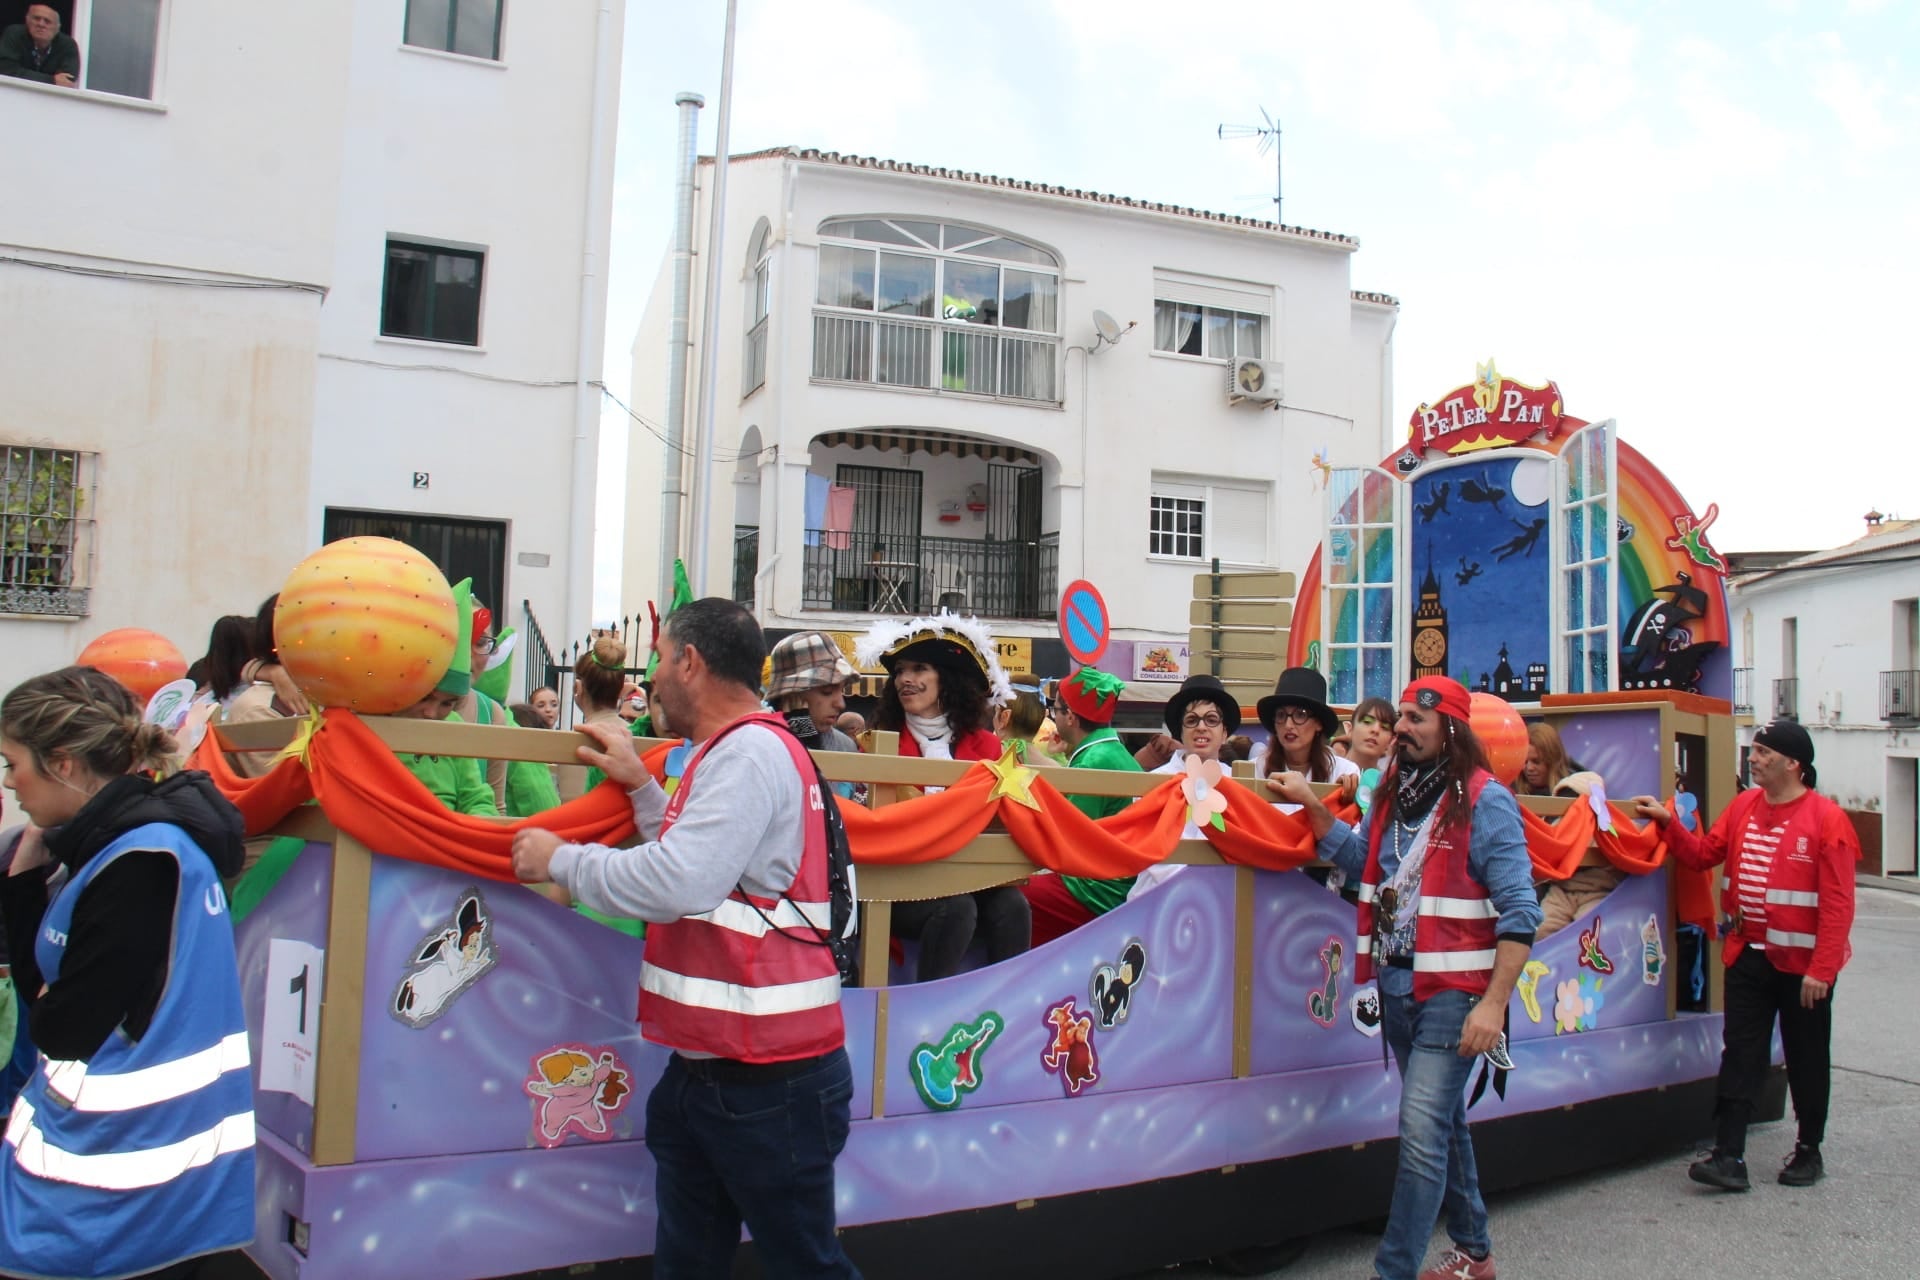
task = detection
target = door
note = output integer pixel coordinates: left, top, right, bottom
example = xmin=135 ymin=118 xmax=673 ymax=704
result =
xmin=1322 ymin=467 xmax=1404 ymax=705
xmin=986 ymin=462 xmax=1042 ymax=617
xmin=1550 ymin=419 xmax=1618 ymax=694
xmin=835 ymin=464 xmax=923 ymax=610
xmin=322 ymin=508 xmax=507 ymax=620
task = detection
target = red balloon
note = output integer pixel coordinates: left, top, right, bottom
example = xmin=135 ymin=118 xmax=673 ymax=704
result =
xmin=76 ymin=628 xmax=187 ymax=707
xmin=1469 ymin=692 xmax=1529 ymax=786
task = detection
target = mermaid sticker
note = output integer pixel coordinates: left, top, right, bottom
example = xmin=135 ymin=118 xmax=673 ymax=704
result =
xmin=525 ymin=1045 xmax=633 ymax=1147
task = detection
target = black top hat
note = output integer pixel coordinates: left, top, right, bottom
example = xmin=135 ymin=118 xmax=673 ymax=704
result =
xmin=1163 ymin=674 xmax=1242 ymax=737
xmin=1256 ymin=666 xmax=1340 ymax=740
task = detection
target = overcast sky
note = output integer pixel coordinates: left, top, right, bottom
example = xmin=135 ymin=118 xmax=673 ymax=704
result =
xmin=595 ymin=0 xmax=1918 ymax=615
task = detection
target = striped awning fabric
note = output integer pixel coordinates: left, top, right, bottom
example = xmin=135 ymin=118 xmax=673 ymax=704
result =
xmin=813 ymin=429 xmax=1040 ymax=465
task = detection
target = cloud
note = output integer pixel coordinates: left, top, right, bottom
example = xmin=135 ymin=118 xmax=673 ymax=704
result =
xmin=1808 ymin=43 xmax=1898 ymax=151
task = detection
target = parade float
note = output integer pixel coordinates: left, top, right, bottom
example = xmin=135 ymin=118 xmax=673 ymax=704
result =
xmin=171 ymin=368 xmax=1770 ymax=1279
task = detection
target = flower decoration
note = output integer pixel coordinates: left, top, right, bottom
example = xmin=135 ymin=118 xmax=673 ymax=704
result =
xmin=1553 ymin=977 xmax=1586 ymax=1035
xmin=1181 ymin=755 xmax=1229 ymax=832
xmin=1577 ymin=972 xmax=1605 ymax=1031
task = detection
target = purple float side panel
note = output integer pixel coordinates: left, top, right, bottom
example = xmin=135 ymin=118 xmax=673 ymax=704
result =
xmin=881 ymin=866 xmax=1234 ymax=1117
xmin=1555 ymin=708 xmax=1662 ymax=798
xmin=1251 ymin=871 xmax=1378 ymax=1073
xmin=251 ymin=1128 xmax=658 ymax=1280
xmin=236 ymin=842 xmax=332 ymax=1154
xmin=1510 ymin=867 xmax=1671 ymax=1044
xmin=355 ymin=854 xmax=659 ymax=1162
xmin=842 ymin=986 xmax=877 ymax=1120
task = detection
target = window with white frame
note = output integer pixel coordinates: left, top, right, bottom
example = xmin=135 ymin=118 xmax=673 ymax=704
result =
xmin=1151 ymin=271 xmax=1270 ymax=360
xmin=1 ymin=444 xmax=97 ymax=616
xmin=743 ymin=219 xmax=771 ymax=397
xmin=1324 ymin=468 xmax=1400 ymax=705
xmin=811 ymin=217 xmax=1060 ymax=402
xmin=1556 ymin=423 xmax=1614 ymax=694
xmin=1149 ymin=475 xmax=1268 ymax=564
xmin=404 ymin=0 xmax=504 ymax=60
xmin=15 ymin=1 xmax=167 ymax=100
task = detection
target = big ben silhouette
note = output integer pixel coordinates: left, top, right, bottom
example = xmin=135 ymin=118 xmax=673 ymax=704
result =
xmin=1411 ymin=554 xmax=1450 ymax=678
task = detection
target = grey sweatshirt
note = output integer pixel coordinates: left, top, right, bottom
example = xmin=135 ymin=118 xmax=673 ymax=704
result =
xmin=549 ymin=722 xmax=805 ymax=922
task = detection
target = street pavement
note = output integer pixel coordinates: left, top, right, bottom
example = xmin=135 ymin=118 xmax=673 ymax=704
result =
xmin=1162 ymin=884 xmax=1920 ymax=1280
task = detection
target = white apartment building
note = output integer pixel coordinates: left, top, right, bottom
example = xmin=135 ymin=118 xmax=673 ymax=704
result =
xmin=0 ymin=0 xmax=622 ymax=691
xmin=1731 ymin=513 xmax=1920 ymax=875
xmin=624 ymin=147 xmax=1397 ymax=673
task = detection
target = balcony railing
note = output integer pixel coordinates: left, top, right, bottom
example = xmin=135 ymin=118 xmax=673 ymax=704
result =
xmin=732 ymin=526 xmax=758 ymax=609
xmin=1771 ymin=676 xmax=1799 ymax=722
xmin=811 ymin=310 xmax=1059 ymax=403
xmin=1881 ymin=670 xmax=1919 ymax=723
xmin=1732 ymin=667 xmax=1754 ymax=716
xmin=801 ymin=530 xmax=1058 ymax=619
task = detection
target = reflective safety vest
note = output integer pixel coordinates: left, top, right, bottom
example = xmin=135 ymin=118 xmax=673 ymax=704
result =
xmin=1704 ymin=788 xmax=1854 ymax=979
xmin=1 ymin=823 xmax=255 ymax=1279
xmin=639 ymin=715 xmax=845 ymax=1063
xmin=1355 ymin=769 xmax=1499 ymax=1000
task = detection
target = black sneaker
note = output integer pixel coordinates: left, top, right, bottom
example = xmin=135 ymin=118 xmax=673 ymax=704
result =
xmin=1688 ymin=1149 xmax=1750 ymax=1191
xmin=1779 ymin=1143 xmax=1824 ymax=1187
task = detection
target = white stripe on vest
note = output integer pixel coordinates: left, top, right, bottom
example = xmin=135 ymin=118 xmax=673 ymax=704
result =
xmin=1355 ymin=883 xmax=1378 ymax=904
xmin=641 ymin=966 xmax=841 ymax=1017
xmin=1765 ymin=889 xmax=1819 ymax=908
xmin=1414 ymin=948 xmax=1498 ymax=973
xmin=42 ymin=1032 xmax=251 ymax=1114
xmin=691 ymin=896 xmax=832 ymax=940
xmin=6 ymin=1102 xmax=254 ymax=1192
xmin=1417 ymin=895 xmax=1500 ymax=920
xmin=1764 ymin=928 xmax=1818 ymax=949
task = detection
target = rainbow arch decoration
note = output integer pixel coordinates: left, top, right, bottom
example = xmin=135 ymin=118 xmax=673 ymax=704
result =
xmin=1289 ymin=368 xmax=1732 ymax=705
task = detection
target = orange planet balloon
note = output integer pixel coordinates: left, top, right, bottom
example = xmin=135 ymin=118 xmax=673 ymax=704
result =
xmin=1469 ymin=691 xmax=1529 ymax=786
xmin=76 ymin=628 xmax=188 ymax=706
xmin=274 ymin=537 xmax=457 ymax=714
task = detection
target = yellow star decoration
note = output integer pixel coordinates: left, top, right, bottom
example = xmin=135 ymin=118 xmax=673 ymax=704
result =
xmin=271 ymin=704 xmax=327 ymax=770
xmin=981 ymin=743 xmax=1043 ymax=811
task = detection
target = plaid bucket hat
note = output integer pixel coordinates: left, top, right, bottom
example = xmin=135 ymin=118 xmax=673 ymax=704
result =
xmin=767 ymin=630 xmax=858 ymax=699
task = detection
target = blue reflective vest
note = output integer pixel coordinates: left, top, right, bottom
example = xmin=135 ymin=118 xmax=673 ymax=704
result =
xmin=0 ymin=822 xmax=255 ymax=1279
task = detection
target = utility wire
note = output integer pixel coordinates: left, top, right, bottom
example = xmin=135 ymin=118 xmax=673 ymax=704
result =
xmin=0 ymin=252 xmax=327 ymax=296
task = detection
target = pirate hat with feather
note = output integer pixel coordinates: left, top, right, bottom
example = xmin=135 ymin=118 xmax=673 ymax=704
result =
xmin=855 ymin=610 xmax=1014 ymax=707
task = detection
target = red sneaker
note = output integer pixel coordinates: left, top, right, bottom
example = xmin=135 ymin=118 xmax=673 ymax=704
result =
xmin=1420 ymin=1247 xmax=1496 ymax=1280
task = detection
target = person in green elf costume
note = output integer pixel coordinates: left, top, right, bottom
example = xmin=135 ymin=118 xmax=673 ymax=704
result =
xmin=393 ymin=579 xmax=499 ymax=817
xmin=1021 ymin=667 xmax=1141 ymax=946
xmin=465 ymin=599 xmax=565 ymax=818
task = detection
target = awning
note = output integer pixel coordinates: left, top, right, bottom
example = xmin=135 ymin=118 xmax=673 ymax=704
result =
xmin=813 ymin=429 xmax=1040 ymax=465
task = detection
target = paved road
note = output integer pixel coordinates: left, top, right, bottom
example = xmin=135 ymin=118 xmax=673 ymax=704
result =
xmin=1160 ymin=885 xmax=1920 ymax=1280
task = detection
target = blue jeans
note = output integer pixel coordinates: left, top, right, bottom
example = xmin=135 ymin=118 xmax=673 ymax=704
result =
xmin=646 ymin=1048 xmax=861 ymax=1279
xmin=1375 ymin=985 xmax=1491 ymax=1280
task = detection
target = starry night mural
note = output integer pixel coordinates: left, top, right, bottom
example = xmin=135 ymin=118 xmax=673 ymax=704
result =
xmin=1409 ymin=454 xmax=1553 ymax=703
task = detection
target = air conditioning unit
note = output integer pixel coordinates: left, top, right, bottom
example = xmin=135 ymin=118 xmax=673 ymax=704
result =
xmin=1228 ymin=357 xmax=1281 ymax=406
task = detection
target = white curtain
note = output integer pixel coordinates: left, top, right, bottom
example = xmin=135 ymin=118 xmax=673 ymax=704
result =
xmin=1154 ymin=300 xmax=1198 ymax=353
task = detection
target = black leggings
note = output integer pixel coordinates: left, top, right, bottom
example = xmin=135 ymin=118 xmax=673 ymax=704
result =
xmin=1714 ymin=946 xmax=1835 ymax=1153
xmin=889 ymin=887 xmax=1031 ymax=982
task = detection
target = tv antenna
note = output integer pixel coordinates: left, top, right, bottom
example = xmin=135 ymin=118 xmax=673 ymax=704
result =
xmin=1217 ymin=107 xmax=1283 ymax=225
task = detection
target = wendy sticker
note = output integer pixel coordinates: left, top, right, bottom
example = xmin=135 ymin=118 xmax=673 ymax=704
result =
xmin=392 ymin=889 xmax=496 ymax=1028
xmin=525 ymin=1044 xmax=633 ymax=1147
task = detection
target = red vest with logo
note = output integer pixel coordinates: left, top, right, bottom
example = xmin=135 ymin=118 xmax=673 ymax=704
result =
xmin=1704 ymin=787 xmax=1852 ymax=978
xmin=1355 ymin=768 xmax=1499 ymax=1000
xmin=638 ymin=713 xmax=845 ymax=1062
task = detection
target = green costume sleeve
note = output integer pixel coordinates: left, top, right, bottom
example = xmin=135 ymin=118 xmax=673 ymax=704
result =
xmin=1061 ymin=729 xmax=1145 ymax=914
xmin=505 ymin=759 xmax=561 ymax=818
xmin=449 ymin=754 xmax=499 ymax=817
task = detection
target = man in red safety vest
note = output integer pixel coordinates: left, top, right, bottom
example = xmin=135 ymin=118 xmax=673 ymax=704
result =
xmin=1275 ymin=677 xmax=1540 ymax=1280
xmin=513 ymin=598 xmax=859 ymax=1277
xmin=1634 ymin=718 xmax=1859 ymax=1192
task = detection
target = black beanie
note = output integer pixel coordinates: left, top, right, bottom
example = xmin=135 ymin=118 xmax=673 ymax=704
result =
xmin=1754 ymin=719 xmax=1817 ymax=788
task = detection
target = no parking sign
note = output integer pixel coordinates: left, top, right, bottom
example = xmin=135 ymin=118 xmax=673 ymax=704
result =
xmin=1057 ymin=579 xmax=1110 ymax=667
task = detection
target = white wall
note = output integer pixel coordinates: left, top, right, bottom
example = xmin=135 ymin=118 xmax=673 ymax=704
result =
xmin=311 ymin=0 xmax=624 ymax=642
xmin=625 ymin=151 xmax=1394 ymax=640
xmin=1734 ymin=551 xmax=1920 ymax=815
xmin=0 ymin=0 xmax=347 ymax=688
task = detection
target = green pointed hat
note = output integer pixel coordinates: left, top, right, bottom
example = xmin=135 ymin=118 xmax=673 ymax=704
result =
xmin=435 ymin=578 xmax=474 ymax=696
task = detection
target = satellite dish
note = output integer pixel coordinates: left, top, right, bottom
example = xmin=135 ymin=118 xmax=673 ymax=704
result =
xmin=1092 ymin=310 xmax=1124 ymax=344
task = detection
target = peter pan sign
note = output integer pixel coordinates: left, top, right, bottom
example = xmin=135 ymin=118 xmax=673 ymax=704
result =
xmin=1409 ymin=359 xmax=1565 ymax=455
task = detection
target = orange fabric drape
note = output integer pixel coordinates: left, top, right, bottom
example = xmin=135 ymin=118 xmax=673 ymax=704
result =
xmin=190 ymin=712 xmax=678 ymax=882
xmin=187 ymin=711 xmax=1706 ymax=922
